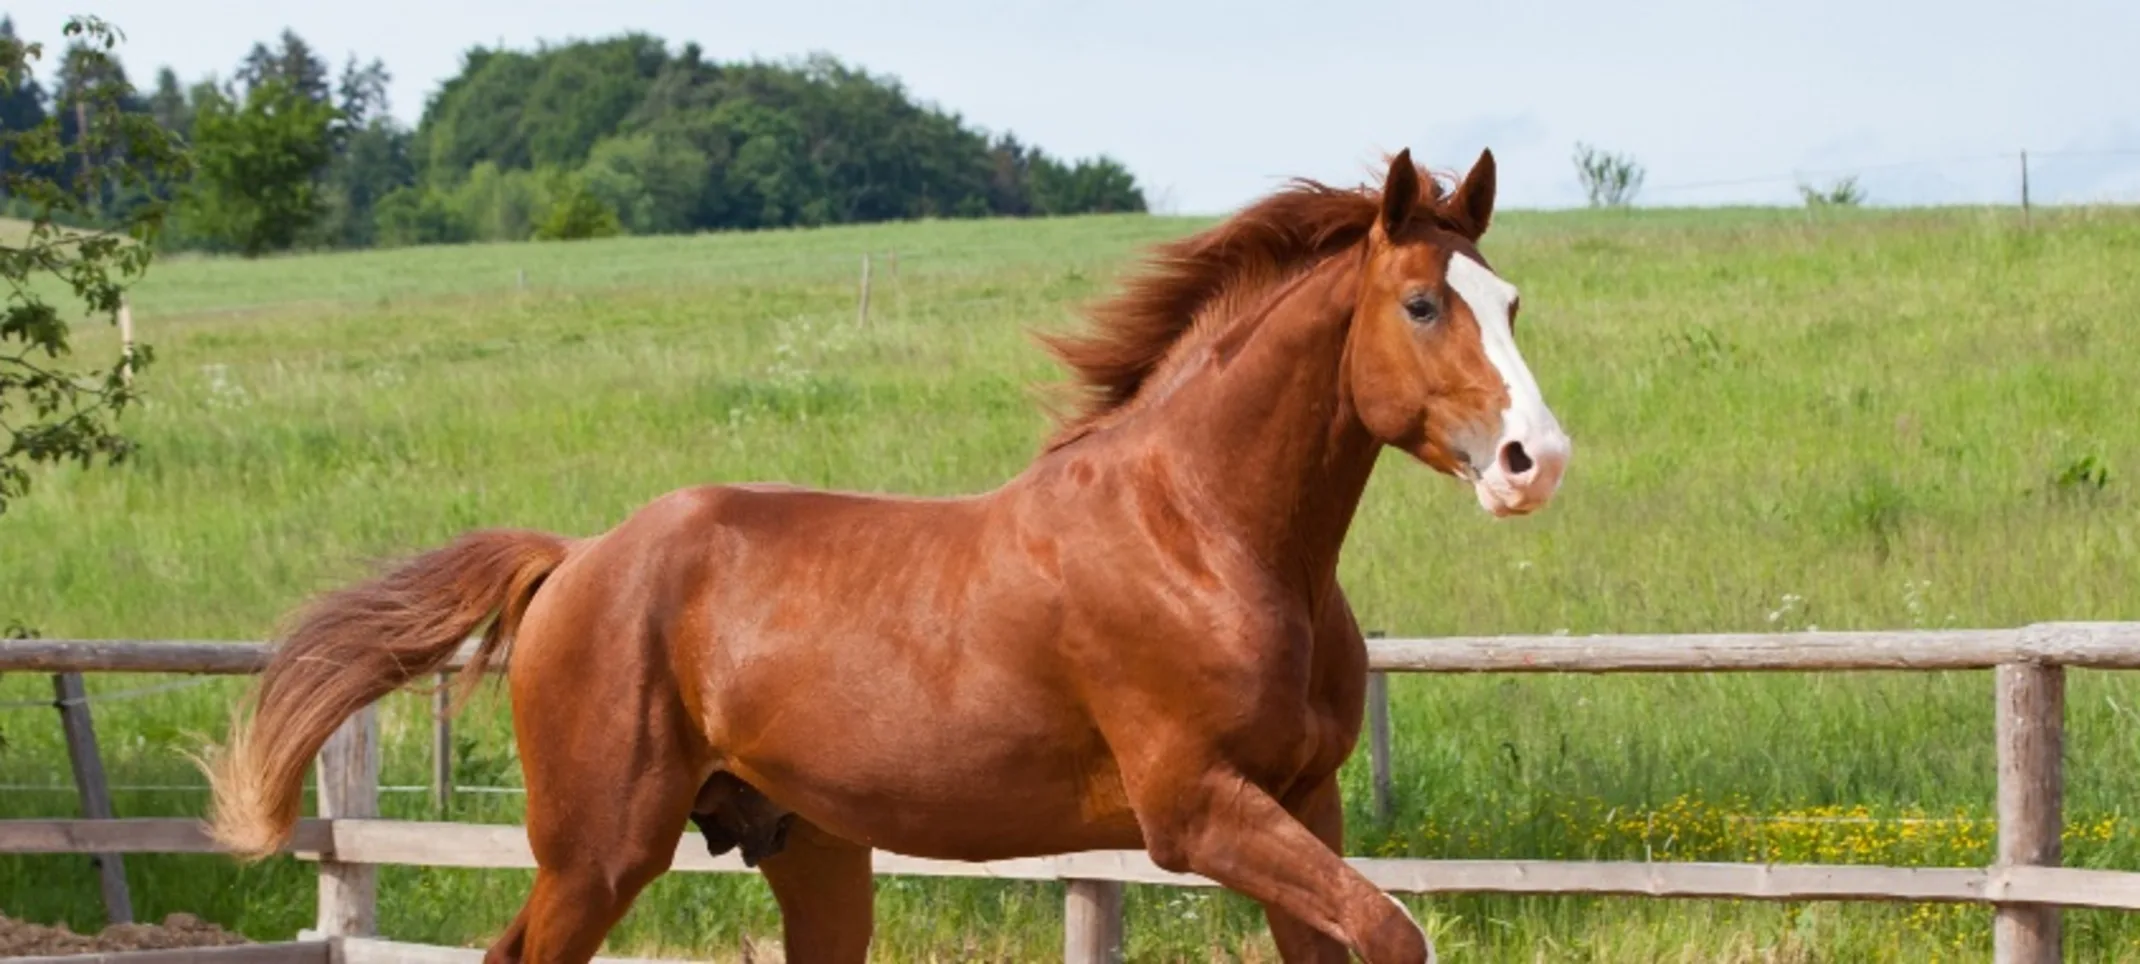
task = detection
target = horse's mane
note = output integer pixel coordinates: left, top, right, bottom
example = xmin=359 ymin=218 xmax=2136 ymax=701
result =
xmin=1036 ymin=158 xmax=1454 ymax=451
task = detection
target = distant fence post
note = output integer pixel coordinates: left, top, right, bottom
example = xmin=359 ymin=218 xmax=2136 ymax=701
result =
xmin=1366 ymin=630 xmax=1393 ymax=825
xmin=1994 ymin=662 xmax=2063 ymax=964
xmin=53 ymin=672 xmax=132 ymax=926
xmin=317 ymin=705 xmax=380 ymax=938
xmin=1064 ymin=878 xmax=1125 ymax=964
xmin=2019 ymin=150 xmax=2032 ymax=228
xmin=116 ymin=297 xmax=135 ymax=387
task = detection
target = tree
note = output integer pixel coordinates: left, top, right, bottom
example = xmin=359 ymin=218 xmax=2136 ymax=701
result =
xmin=1028 ymin=153 xmax=1146 ymax=215
xmin=520 ymin=35 xmax=668 ymax=170
xmin=372 ymin=184 xmax=470 ymax=246
xmin=334 ymin=54 xmax=391 ymax=130
xmin=319 ymin=55 xmax=412 ymax=248
xmin=0 ymin=18 xmax=48 ymax=171
xmin=532 ymin=173 xmax=621 ymax=241
xmin=416 ymin=35 xmax=666 ymax=181
xmin=234 ymin=29 xmax=330 ymax=106
xmin=439 ymin=162 xmax=549 ymax=242
xmin=580 ymin=130 xmax=708 ymax=234
xmin=0 ymin=15 xmax=190 ymax=517
xmin=1798 ymin=175 xmax=1866 ymax=208
xmin=0 ymin=19 xmax=50 ymax=212
xmin=147 ymin=66 xmax=189 ymax=139
xmin=180 ymin=77 xmax=338 ymax=256
xmin=322 ymin=120 xmax=414 ymax=247
xmin=1572 ymin=142 xmax=1644 ymax=208
xmin=984 ymin=133 xmax=1035 ymax=216
xmin=50 ymin=32 xmax=144 ymax=212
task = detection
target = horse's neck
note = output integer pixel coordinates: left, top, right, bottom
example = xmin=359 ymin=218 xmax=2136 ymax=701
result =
xmin=1143 ymin=254 xmax=1379 ymax=591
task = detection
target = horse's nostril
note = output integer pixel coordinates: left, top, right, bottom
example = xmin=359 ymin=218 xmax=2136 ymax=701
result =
xmin=1501 ymin=441 xmax=1534 ymax=476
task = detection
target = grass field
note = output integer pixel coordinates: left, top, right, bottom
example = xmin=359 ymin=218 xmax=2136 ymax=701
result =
xmin=4 ymin=199 xmax=2140 ymax=962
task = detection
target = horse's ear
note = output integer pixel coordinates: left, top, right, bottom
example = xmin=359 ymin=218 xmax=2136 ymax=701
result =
xmin=1445 ymin=147 xmax=1497 ymax=239
xmin=1379 ymin=149 xmax=1420 ymax=237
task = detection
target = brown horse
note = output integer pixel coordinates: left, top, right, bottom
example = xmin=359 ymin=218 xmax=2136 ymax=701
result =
xmin=201 ymin=147 xmax=1570 ymax=964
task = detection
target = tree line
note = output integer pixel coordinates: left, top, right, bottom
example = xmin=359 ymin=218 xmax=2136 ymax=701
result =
xmin=1 ymin=20 xmax=1150 ymax=255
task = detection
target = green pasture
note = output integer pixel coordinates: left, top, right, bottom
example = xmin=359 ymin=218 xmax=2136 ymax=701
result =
xmin=4 ymin=201 xmax=2139 ymax=961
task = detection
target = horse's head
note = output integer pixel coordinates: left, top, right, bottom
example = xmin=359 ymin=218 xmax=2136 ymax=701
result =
xmin=1346 ymin=148 xmax=1570 ymax=518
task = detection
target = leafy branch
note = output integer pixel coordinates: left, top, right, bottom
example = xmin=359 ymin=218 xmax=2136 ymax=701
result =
xmin=1 ymin=14 xmax=190 ymax=516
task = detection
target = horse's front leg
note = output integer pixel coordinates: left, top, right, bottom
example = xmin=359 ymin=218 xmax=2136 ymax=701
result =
xmin=1121 ymin=746 xmax=1433 ymax=964
xmin=1259 ymin=774 xmax=1370 ymax=964
xmin=1260 ymin=588 xmax=1382 ymax=962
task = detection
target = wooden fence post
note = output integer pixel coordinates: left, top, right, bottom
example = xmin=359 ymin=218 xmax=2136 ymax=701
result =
xmin=2019 ymin=150 xmax=2032 ymax=228
xmin=1995 ymin=662 xmax=2063 ymax=964
xmin=116 ymin=298 xmax=135 ymax=387
xmin=53 ymin=672 xmax=132 ymax=925
xmin=433 ymin=673 xmax=453 ymax=818
xmin=1064 ymin=878 xmax=1124 ymax=964
xmin=317 ymin=705 xmax=380 ymax=938
xmin=1366 ymin=630 xmax=1393 ymax=825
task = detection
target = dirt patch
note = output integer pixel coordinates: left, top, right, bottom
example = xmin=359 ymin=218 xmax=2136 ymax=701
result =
xmin=0 ymin=910 xmax=250 ymax=957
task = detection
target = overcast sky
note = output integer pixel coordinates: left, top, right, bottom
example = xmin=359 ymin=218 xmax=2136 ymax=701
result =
xmin=17 ymin=0 xmax=2140 ymax=213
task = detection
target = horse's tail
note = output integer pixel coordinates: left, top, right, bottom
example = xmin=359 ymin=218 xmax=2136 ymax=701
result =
xmin=199 ymin=528 xmax=570 ymax=861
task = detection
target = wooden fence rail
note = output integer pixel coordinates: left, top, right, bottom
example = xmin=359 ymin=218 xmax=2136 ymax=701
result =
xmin=14 ymin=812 xmax=2140 ymax=909
xmin=7 ymin=620 xmax=2140 ymax=964
xmin=7 ymin=621 xmax=2140 ymax=675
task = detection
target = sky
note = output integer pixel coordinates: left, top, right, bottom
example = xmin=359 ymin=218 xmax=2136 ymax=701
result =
xmin=16 ymin=0 xmax=2140 ymax=214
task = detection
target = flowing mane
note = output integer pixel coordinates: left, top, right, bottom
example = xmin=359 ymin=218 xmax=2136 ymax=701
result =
xmin=1035 ymin=158 xmax=1456 ymax=450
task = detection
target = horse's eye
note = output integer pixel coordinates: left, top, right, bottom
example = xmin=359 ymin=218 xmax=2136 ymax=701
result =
xmin=1403 ymin=294 xmax=1440 ymax=323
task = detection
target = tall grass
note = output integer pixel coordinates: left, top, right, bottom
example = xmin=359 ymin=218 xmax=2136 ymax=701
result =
xmin=4 ymin=203 xmax=2139 ymax=961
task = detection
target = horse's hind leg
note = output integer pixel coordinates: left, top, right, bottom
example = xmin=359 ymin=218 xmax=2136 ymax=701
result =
xmin=485 ymin=626 xmax=712 ymax=964
xmin=499 ymin=722 xmax=704 ymax=964
xmin=755 ymin=818 xmax=875 ymax=963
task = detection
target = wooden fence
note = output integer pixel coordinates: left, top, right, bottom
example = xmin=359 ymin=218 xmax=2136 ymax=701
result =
xmin=6 ymin=620 xmax=2140 ymax=964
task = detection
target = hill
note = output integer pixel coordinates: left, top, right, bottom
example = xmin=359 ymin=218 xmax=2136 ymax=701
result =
xmin=0 ymin=19 xmax=1149 ymax=255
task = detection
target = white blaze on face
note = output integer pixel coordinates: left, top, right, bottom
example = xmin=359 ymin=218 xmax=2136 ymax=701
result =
xmin=1444 ymin=251 xmax=1570 ymax=517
